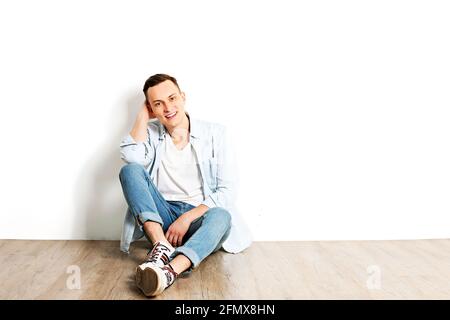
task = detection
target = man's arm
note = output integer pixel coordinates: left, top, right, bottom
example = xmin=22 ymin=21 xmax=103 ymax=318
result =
xmin=182 ymin=204 xmax=209 ymax=222
xmin=166 ymin=204 xmax=210 ymax=247
xmin=120 ymin=102 xmax=155 ymax=166
xmin=130 ymin=102 xmax=153 ymax=142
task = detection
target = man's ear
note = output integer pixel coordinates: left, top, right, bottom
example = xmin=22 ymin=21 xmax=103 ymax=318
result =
xmin=146 ymin=101 xmax=155 ymax=116
xmin=181 ymin=91 xmax=186 ymax=102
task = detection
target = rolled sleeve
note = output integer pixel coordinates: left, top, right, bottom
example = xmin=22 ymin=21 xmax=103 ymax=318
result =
xmin=119 ymin=131 xmax=154 ymax=167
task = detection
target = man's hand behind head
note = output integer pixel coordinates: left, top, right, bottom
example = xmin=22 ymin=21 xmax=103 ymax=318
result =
xmin=138 ymin=101 xmax=156 ymax=122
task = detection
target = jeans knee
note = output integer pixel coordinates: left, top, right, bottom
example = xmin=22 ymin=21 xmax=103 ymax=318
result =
xmin=119 ymin=163 xmax=146 ymax=181
xmin=206 ymin=207 xmax=231 ymax=228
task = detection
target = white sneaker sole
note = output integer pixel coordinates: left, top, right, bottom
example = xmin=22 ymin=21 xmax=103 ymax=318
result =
xmin=135 ymin=265 xmax=165 ymax=297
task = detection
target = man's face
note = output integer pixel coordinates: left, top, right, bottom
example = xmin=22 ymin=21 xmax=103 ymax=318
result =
xmin=146 ymin=80 xmax=186 ymax=129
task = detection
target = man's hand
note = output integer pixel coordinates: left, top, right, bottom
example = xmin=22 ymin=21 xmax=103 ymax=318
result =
xmin=130 ymin=101 xmax=156 ymax=142
xmin=165 ymin=205 xmax=209 ymax=247
xmin=138 ymin=101 xmax=156 ymax=121
xmin=165 ymin=214 xmax=192 ymax=247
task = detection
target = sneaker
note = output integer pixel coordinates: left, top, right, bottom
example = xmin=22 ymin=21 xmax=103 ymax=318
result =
xmin=139 ymin=241 xmax=175 ymax=269
xmin=136 ymin=263 xmax=178 ymax=297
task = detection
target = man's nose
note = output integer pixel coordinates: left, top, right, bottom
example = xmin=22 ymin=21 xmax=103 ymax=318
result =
xmin=166 ymin=101 xmax=176 ymax=110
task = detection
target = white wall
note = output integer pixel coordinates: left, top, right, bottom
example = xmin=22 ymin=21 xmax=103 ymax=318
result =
xmin=0 ymin=0 xmax=449 ymax=241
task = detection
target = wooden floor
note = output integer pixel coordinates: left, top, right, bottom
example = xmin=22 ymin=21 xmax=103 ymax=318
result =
xmin=0 ymin=239 xmax=449 ymax=299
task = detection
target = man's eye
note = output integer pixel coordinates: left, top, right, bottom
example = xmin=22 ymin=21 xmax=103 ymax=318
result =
xmin=155 ymin=103 xmax=161 ymax=107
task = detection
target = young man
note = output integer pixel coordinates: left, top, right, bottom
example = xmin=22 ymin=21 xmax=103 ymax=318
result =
xmin=118 ymin=74 xmax=252 ymax=297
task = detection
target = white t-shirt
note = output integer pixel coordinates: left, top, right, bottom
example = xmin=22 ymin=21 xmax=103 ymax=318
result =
xmin=156 ymin=136 xmax=204 ymax=206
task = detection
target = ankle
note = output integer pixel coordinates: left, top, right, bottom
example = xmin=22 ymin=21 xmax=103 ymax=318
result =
xmin=153 ymin=239 xmax=174 ymax=251
xmin=166 ymin=263 xmax=179 ymax=278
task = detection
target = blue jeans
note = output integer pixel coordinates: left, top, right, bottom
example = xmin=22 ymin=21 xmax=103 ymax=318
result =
xmin=119 ymin=163 xmax=231 ymax=274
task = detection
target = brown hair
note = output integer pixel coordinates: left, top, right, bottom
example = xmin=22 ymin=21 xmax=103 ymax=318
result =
xmin=143 ymin=74 xmax=181 ymax=103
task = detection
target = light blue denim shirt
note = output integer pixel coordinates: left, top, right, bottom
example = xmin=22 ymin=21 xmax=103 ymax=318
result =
xmin=119 ymin=114 xmax=253 ymax=254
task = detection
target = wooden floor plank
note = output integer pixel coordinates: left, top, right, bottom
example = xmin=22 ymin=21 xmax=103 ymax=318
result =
xmin=0 ymin=239 xmax=449 ymax=299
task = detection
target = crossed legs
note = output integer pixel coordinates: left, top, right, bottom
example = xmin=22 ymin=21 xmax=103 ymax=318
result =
xmin=143 ymin=221 xmax=191 ymax=274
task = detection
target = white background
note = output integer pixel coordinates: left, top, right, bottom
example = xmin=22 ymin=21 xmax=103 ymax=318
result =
xmin=0 ymin=0 xmax=449 ymax=241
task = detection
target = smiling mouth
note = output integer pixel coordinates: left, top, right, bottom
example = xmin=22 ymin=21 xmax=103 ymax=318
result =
xmin=165 ymin=111 xmax=177 ymax=120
